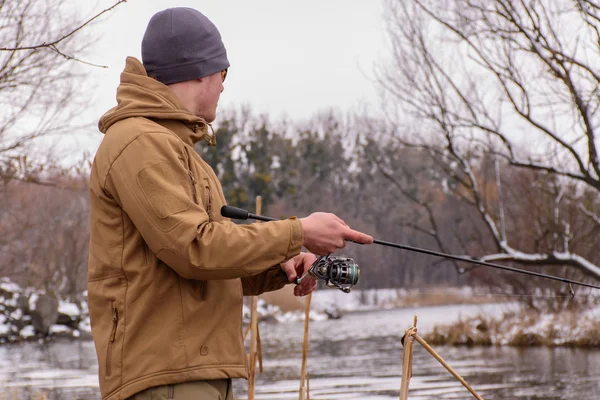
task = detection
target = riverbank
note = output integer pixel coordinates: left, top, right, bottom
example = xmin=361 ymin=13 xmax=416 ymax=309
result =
xmin=1 ymin=278 xmax=493 ymax=344
xmin=4 ymin=276 xmax=600 ymax=347
xmin=423 ymin=306 xmax=600 ymax=346
xmin=0 ymin=278 xmax=91 ymax=344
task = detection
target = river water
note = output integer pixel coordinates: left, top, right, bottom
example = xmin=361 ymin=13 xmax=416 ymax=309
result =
xmin=1 ymin=303 xmax=599 ymax=399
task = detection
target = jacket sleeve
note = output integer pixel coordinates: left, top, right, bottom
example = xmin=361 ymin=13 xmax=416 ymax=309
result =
xmin=104 ymin=132 xmax=303 ymax=280
xmin=241 ymin=266 xmax=290 ymax=296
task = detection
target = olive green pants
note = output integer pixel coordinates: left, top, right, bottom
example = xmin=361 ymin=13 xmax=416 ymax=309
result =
xmin=127 ymin=380 xmax=234 ymax=400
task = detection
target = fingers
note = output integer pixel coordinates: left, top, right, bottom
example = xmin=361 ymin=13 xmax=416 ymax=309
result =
xmin=300 ymin=212 xmax=373 ymax=255
xmin=294 ymin=276 xmax=317 ymax=297
xmin=292 ymin=253 xmax=316 ymax=282
xmin=293 ymin=253 xmax=318 ymax=296
xmin=343 ymin=228 xmax=374 ymax=245
xmin=280 ymin=259 xmax=297 ymax=282
xmin=283 ymin=252 xmax=316 ymax=283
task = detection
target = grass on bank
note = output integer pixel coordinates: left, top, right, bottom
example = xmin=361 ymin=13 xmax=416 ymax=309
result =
xmin=423 ymin=308 xmax=600 ymax=347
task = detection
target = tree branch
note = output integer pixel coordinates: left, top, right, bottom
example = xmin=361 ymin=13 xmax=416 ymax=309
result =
xmin=481 ymin=250 xmax=600 ymax=280
xmin=0 ymin=0 xmax=127 ymax=51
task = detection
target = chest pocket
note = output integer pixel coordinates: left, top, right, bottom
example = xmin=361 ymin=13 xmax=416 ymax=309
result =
xmin=184 ymin=148 xmax=214 ymax=222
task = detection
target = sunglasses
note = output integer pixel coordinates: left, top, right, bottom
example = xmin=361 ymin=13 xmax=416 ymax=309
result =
xmin=221 ymin=68 xmax=228 ymax=82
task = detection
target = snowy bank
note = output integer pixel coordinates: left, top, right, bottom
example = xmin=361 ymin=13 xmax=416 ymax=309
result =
xmin=423 ymin=306 xmax=600 ymax=347
xmin=0 ymin=277 xmax=512 ymax=345
xmin=0 ymin=278 xmax=90 ymax=344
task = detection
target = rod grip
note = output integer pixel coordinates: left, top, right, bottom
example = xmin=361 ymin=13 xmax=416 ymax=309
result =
xmin=221 ymin=205 xmax=250 ymax=220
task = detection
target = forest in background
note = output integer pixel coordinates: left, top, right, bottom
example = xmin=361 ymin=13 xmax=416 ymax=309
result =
xmin=1 ymin=107 xmax=599 ymax=306
xmin=0 ymin=0 xmax=599 ymax=312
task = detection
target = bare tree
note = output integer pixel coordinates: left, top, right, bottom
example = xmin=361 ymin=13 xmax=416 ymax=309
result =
xmin=0 ymin=0 xmax=125 ymax=297
xmin=376 ymin=0 xmax=600 ymax=282
xmin=0 ymin=0 xmax=125 ymax=186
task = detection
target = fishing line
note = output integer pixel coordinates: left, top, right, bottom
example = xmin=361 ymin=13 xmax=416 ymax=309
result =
xmin=221 ymin=205 xmax=600 ymax=294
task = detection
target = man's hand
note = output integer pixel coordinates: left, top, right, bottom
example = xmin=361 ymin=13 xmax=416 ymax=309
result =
xmin=280 ymin=252 xmax=318 ymax=297
xmin=300 ymin=212 xmax=373 ymax=256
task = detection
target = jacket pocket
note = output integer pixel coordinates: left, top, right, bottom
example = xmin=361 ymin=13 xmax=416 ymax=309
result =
xmin=106 ymin=302 xmax=119 ymax=377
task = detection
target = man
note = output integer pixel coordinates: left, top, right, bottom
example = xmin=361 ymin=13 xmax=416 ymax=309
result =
xmin=88 ymin=7 xmax=373 ymax=400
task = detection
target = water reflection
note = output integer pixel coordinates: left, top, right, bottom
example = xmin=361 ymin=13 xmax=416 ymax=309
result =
xmin=235 ymin=339 xmax=600 ymax=399
xmin=1 ymin=304 xmax=600 ymax=399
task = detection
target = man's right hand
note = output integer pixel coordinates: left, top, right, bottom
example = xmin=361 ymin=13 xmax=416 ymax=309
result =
xmin=299 ymin=212 xmax=373 ymax=255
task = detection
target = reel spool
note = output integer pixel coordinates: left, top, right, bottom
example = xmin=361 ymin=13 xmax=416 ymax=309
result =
xmin=297 ymin=255 xmax=360 ymax=293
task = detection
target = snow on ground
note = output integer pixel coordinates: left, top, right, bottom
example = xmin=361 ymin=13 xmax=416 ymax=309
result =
xmin=0 ymin=315 xmax=9 ymax=336
xmin=20 ymin=326 xmax=35 ymax=339
xmin=0 ymin=278 xmax=90 ymax=343
xmin=3 ymin=275 xmax=600 ymax=346
xmin=78 ymin=317 xmax=91 ymax=332
xmin=242 ymin=299 xmax=329 ymax=323
xmin=58 ymin=301 xmax=80 ymax=317
xmin=425 ymin=303 xmax=600 ymax=346
xmin=28 ymin=293 xmax=39 ymax=312
xmin=0 ymin=278 xmax=21 ymax=294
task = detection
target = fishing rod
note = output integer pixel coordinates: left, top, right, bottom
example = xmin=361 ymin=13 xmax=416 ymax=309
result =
xmin=221 ymin=205 xmax=600 ymax=294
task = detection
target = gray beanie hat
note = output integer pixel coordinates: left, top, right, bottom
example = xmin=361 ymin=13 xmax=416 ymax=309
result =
xmin=142 ymin=8 xmax=230 ymax=85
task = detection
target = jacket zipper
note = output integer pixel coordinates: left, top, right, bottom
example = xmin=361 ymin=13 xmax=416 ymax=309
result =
xmin=144 ymin=243 xmax=152 ymax=266
xmin=188 ymin=170 xmax=198 ymax=204
xmin=187 ymin=154 xmax=211 ymax=217
xmin=106 ymin=303 xmax=118 ymax=377
xmin=204 ymin=184 xmax=212 ymax=218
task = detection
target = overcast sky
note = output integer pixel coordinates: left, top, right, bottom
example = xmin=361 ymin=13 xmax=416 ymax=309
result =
xmin=73 ymin=0 xmax=388 ymax=155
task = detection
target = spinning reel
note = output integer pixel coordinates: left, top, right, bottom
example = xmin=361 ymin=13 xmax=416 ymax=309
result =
xmin=295 ymin=255 xmax=360 ymax=293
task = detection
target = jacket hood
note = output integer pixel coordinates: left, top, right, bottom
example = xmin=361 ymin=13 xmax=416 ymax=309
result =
xmin=99 ymin=57 xmax=215 ymax=145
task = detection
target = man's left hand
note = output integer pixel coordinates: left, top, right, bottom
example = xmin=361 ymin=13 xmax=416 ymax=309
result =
xmin=280 ymin=252 xmax=318 ymax=297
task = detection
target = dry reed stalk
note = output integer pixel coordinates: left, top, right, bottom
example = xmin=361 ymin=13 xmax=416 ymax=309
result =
xmin=243 ymin=322 xmax=251 ymax=341
xmin=399 ymin=316 xmax=417 ymax=400
xmin=248 ymin=295 xmax=259 ymax=400
xmin=257 ymin=325 xmax=263 ymax=373
xmin=248 ymin=196 xmax=263 ymax=400
xmin=413 ymin=334 xmax=484 ymax=400
xmin=34 ymin=392 xmax=48 ymax=400
xmin=298 ymin=292 xmax=312 ymax=400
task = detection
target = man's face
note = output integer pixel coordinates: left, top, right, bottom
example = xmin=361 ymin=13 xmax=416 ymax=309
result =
xmin=194 ymin=70 xmax=225 ymax=122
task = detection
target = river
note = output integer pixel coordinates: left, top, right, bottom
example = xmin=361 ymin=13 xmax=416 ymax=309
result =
xmin=1 ymin=303 xmax=599 ymax=399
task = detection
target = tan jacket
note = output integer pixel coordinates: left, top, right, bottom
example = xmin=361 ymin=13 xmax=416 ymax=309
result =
xmin=88 ymin=57 xmax=303 ymax=400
